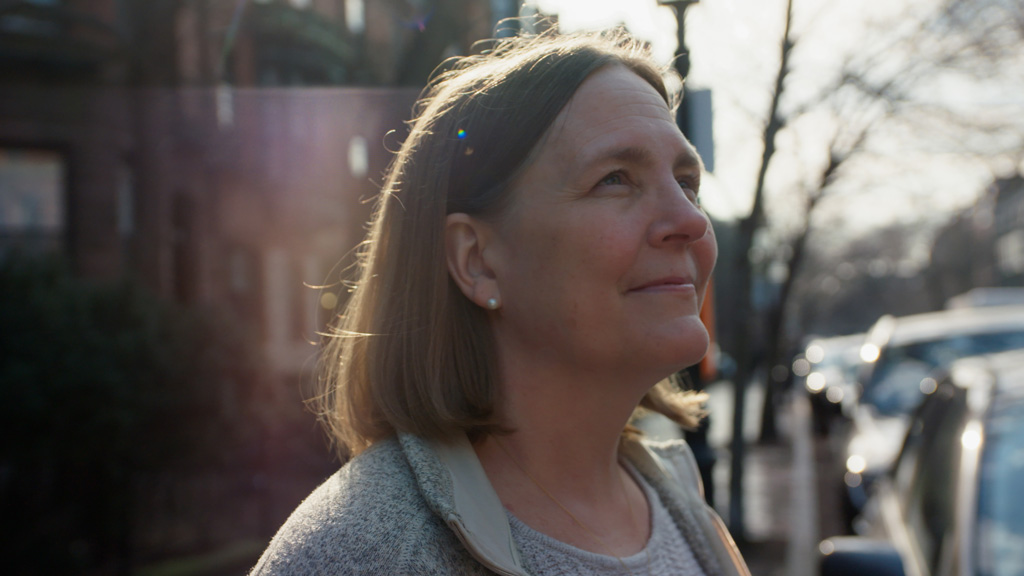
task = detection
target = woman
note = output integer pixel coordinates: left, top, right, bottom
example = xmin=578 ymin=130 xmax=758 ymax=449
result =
xmin=253 ymin=29 xmax=749 ymax=576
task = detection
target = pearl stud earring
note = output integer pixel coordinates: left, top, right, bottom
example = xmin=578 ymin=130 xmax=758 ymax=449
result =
xmin=485 ymin=297 xmax=500 ymax=310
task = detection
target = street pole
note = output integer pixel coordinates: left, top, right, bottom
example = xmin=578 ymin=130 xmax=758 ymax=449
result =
xmin=659 ymin=0 xmax=698 ymax=136
xmin=660 ymin=0 xmax=746 ymax=542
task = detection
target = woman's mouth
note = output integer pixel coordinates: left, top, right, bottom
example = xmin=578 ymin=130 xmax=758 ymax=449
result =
xmin=628 ymin=277 xmax=696 ymax=293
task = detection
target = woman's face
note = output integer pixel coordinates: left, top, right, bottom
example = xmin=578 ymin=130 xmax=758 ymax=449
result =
xmin=487 ymin=64 xmax=717 ymax=380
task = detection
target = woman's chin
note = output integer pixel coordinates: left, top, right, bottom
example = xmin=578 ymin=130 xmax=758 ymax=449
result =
xmin=659 ymin=324 xmax=710 ymax=372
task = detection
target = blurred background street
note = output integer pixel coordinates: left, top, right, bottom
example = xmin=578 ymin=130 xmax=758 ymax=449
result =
xmin=638 ymin=379 xmax=844 ymax=576
xmin=2 ymin=0 xmax=1023 ymax=574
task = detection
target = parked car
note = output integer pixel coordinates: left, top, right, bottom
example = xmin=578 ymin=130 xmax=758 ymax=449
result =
xmin=946 ymin=287 xmax=1024 ymax=309
xmin=796 ymin=333 xmax=865 ymax=435
xmin=820 ymin=349 xmax=1024 ymax=576
xmin=838 ymin=306 xmax=1024 ymax=528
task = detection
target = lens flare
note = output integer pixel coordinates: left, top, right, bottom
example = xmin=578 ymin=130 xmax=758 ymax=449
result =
xmin=860 ymin=343 xmax=881 ymax=363
xmin=806 ymin=372 xmax=826 ymax=393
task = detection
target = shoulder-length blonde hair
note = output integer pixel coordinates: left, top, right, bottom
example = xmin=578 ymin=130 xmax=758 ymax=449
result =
xmin=318 ymin=29 xmax=706 ymax=457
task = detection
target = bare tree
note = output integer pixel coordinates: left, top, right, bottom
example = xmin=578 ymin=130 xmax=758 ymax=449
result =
xmin=724 ymin=0 xmax=1024 ymax=448
xmin=721 ymin=0 xmax=1024 ymax=531
xmin=725 ymin=0 xmax=794 ymax=540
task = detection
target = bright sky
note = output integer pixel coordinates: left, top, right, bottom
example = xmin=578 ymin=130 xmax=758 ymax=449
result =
xmin=528 ymin=0 xmax=1019 ymax=234
xmin=531 ymin=0 xmax=679 ymax=64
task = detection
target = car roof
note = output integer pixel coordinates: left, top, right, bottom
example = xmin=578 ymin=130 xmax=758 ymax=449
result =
xmin=946 ymin=287 xmax=1024 ymax=309
xmin=981 ymin=349 xmax=1024 ymax=404
xmin=950 ymin=348 xmax=1024 ymax=406
xmin=806 ymin=333 xmax=865 ymax=350
xmin=878 ymin=306 xmax=1024 ymax=347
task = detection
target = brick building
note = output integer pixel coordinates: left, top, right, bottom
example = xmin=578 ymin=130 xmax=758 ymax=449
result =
xmin=1 ymin=0 xmax=521 ymax=371
xmin=928 ymin=173 xmax=1024 ymax=307
xmin=1 ymin=0 xmax=520 ymax=565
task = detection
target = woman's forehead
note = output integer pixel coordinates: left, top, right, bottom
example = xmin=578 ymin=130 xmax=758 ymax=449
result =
xmin=542 ymin=66 xmax=684 ymax=163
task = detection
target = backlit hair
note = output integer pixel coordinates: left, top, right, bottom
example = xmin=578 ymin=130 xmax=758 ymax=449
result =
xmin=318 ymin=29 xmax=705 ymax=457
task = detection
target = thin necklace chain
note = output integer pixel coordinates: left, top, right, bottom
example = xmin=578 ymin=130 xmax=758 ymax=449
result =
xmin=494 ymin=439 xmax=653 ymax=576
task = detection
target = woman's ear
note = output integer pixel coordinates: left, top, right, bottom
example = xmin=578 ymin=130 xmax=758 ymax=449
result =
xmin=445 ymin=213 xmax=499 ymax=308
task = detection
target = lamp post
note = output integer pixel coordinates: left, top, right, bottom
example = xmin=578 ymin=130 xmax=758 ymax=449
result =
xmin=660 ymin=0 xmax=746 ymax=543
xmin=658 ymin=0 xmax=699 ymax=136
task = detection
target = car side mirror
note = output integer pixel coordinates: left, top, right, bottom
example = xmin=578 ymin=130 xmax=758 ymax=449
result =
xmin=819 ymin=537 xmax=906 ymax=576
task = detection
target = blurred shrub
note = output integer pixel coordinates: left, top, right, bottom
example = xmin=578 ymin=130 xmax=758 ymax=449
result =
xmin=0 ymin=256 xmax=266 ymax=574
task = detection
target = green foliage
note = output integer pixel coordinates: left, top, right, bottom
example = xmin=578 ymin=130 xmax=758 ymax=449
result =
xmin=0 ymin=256 xmax=265 ymax=573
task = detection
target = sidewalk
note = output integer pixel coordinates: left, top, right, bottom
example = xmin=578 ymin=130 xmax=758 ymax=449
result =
xmin=707 ymin=381 xmax=818 ymax=576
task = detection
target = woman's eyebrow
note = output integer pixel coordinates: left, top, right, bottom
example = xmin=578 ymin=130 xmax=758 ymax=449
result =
xmin=575 ymin=146 xmax=652 ymax=171
xmin=581 ymin=145 xmax=702 ymax=171
xmin=607 ymin=146 xmax=654 ymax=166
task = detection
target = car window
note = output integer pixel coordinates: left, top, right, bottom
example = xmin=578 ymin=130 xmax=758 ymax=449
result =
xmin=864 ymin=329 xmax=1024 ymax=416
xmin=865 ymin=359 xmax=934 ymax=415
xmin=892 ymin=383 xmax=967 ymax=572
xmin=975 ymin=398 xmax=1024 ymax=576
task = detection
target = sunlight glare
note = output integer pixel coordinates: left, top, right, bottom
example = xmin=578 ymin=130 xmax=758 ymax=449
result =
xmin=805 ymin=372 xmax=826 ymax=393
xmin=962 ymin=422 xmax=983 ymax=451
xmin=805 ymin=344 xmax=825 ymax=364
xmin=528 ymin=0 xmax=678 ymax=64
xmin=860 ymin=343 xmax=881 ymax=363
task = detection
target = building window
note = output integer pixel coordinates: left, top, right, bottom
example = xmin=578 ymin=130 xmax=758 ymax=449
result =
xmin=172 ymin=194 xmax=198 ymax=304
xmin=348 ymin=136 xmax=368 ymax=180
xmin=229 ymin=249 xmax=252 ymax=294
xmin=345 ymin=0 xmax=365 ymax=34
xmin=0 ymin=0 xmax=63 ymax=37
xmin=292 ymin=256 xmax=309 ymax=340
xmin=996 ymin=229 xmax=1024 ymax=276
xmin=117 ymin=162 xmax=135 ymax=238
xmin=0 ymin=148 xmax=65 ymax=259
xmin=227 ymin=245 xmax=263 ymax=337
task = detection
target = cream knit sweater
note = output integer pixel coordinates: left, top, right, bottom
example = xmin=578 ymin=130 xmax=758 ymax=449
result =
xmin=251 ymin=434 xmax=749 ymax=576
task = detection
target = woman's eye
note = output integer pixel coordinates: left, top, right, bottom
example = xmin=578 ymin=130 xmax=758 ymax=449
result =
xmin=598 ymin=172 xmax=625 ymax=187
xmin=678 ymin=178 xmax=701 ymax=203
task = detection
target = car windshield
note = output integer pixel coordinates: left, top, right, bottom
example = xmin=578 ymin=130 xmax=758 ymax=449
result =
xmin=975 ymin=399 xmax=1024 ymax=576
xmin=862 ymin=330 xmax=1024 ymax=416
xmin=820 ymin=347 xmax=861 ymax=383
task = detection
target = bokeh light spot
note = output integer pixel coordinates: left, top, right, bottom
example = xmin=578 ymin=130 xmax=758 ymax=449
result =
xmin=320 ymin=291 xmax=338 ymax=310
xmin=805 ymin=344 xmax=825 ymax=364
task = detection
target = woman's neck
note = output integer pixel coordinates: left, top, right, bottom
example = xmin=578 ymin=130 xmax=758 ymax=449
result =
xmin=496 ymin=348 xmax=656 ymax=449
xmin=472 ymin=360 xmax=656 ymax=556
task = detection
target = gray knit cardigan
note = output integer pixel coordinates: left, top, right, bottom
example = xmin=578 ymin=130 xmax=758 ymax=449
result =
xmin=251 ymin=433 xmax=749 ymax=576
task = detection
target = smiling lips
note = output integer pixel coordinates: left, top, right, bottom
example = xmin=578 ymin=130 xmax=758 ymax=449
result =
xmin=628 ymin=277 xmax=696 ymax=293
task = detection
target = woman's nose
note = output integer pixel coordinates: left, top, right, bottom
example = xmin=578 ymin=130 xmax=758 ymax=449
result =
xmin=648 ymin=182 xmax=710 ymax=247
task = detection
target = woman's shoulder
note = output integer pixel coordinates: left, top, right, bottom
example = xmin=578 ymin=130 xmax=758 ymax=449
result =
xmin=250 ymin=438 xmax=459 ymax=575
xmin=631 ymin=436 xmax=697 ymax=467
xmin=638 ymin=437 xmax=698 ymax=465
xmin=624 ymin=437 xmax=704 ymax=497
